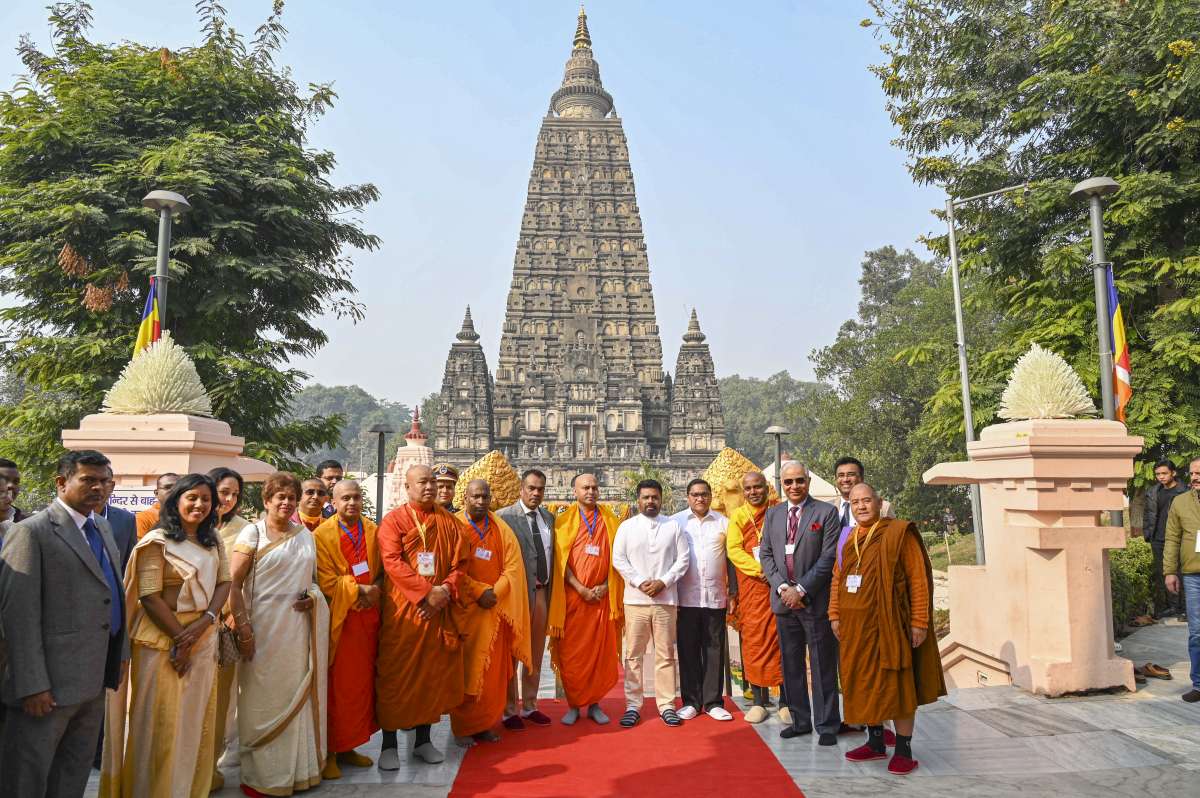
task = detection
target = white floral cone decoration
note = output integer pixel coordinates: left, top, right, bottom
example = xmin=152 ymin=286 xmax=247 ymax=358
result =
xmin=997 ymin=343 xmax=1097 ymax=421
xmin=102 ymin=332 xmax=214 ymax=417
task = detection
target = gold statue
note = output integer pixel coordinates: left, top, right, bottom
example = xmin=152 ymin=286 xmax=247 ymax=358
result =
xmin=701 ymin=447 xmax=778 ymax=514
xmin=453 ymin=450 xmax=521 ymax=510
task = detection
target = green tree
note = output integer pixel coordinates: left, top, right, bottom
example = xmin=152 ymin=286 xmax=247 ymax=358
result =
xmin=288 ymin=383 xmax=411 ymax=469
xmin=866 ymin=0 xmax=1200 ymax=487
xmin=0 ymin=2 xmax=379 ymax=486
xmin=621 ymin=461 xmax=676 ymax=513
xmin=718 ymin=371 xmax=829 ymax=466
xmin=806 ymin=246 xmax=999 ymax=529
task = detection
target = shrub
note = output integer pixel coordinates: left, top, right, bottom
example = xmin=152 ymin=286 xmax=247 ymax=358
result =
xmin=1110 ymin=536 xmax=1153 ymax=635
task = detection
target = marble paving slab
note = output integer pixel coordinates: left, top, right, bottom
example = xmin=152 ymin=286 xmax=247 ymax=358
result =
xmin=970 ymin=705 xmax=1101 ymax=737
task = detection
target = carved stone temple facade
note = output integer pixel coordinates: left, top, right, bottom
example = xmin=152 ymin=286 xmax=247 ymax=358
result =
xmin=433 ymin=8 xmax=725 ymax=499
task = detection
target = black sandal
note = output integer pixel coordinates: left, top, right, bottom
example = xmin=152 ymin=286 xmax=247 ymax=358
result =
xmin=620 ymin=708 xmax=640 ymax=728
xmin=661 ymin=708 xmax=683 ymax=727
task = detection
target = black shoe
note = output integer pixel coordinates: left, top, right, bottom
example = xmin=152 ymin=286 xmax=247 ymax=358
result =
xmin=780 ymin=726 xmax=812 ymax=739
xmin=818 ymin=733 xmax=838 ymax=746
xmin=619 ymin=708 xmax=640 ymax=727
xmin=661 ymin=708 xmax=683 ymax=727
xmin=1182 ymin=689 xmax=1200 ymax=703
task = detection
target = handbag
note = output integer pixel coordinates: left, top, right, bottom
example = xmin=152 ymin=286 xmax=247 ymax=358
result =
xmin=217 ymin=521 xmax=260 ymax=667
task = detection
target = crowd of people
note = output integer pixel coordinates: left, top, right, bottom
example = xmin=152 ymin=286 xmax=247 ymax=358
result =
xmin=14 ymin=448 xmax=1199 ymax=796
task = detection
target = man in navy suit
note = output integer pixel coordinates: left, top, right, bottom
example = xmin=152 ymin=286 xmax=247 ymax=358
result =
xmin=98 ymin=478 xmax=137 ymax=573
xmin=760 ymin=461 xmax=843 ymax=746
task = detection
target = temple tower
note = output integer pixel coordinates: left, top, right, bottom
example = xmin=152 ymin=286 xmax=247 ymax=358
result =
xmin=432 ymin=307 xmax=494 ymax=461
xmin=669 ymin=310 xmax=726 ymax=456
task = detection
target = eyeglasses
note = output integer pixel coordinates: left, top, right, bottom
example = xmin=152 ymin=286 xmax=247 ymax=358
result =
xmin=782 ymin=478 xmax=808 ymax=485
xmin=688 ymin=492 xmax=712 ymax=498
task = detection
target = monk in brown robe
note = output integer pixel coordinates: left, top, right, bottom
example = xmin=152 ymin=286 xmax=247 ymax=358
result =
xmin=831 ymin=483 xmax=946 ymax=775
xmin=548 ymin=473 xmax=623 ymax=726
xmin=451 ymin=480 xmax=531 ymax=746
xmin=725 ymin=471 xmax=785 ymax=724
xmin=375 ymin=464 xmax=474 ymax=768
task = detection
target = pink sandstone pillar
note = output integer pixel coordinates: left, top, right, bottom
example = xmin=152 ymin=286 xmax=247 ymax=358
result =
xmin=923 ymin=418 xmax=1141 ymax=696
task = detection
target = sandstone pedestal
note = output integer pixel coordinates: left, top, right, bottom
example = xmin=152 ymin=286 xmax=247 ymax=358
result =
xmin=62 ymin=413 xmax=274 ymax=496
xmin=924 ymin=419 xmax=1141 ymax=696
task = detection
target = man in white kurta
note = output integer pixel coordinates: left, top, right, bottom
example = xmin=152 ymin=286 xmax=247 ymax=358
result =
xmin=611 ymin=479 xmax=690 ymax=728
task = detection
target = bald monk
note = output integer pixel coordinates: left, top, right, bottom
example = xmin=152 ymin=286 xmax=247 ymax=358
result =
xmin=548 ymin=473 xmax=623 ymax=725
xmin=831 ymin=483 xmax=946 ymax=775
xmin=451 ymin=480 xmax=532 ymax=747
xmin=314 ymin=480 xmax=382 ymax=779
xmin=375 ymin=464 xmax=474 ymax=767
xmin=725 ymin=471 xmax=786 ymax=724
xmin=296 ymin=478 xmax=328 ymax=531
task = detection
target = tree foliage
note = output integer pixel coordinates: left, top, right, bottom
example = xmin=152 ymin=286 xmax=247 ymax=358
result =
xmin=717 ymin=372 xmax=829 ymax=466
xmin=866 ymin=0 xmax=1200 ymax=486
xmin=0 ymin=1 xmax=379 ymax=485
xmin=288 ymin=383 xmax=411 ymax=470
xmin=806 ymin=246 xmax=994 ymax=528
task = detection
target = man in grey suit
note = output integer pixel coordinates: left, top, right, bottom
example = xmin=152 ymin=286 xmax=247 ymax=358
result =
xmin=497 ymin=468 xmax=555 ymax=728
xmin=761 ymin=460 xmax=843 ymax=746
xmin=0 ymin=450 xmax=129 ymax=797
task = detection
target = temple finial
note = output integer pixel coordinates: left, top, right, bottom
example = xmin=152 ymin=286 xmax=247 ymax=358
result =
xmin=457 ymin=305 xmax=480 ymax=342
xmin=574 ymin=4 xmax=591 ymax=50
xmin=683 ymin=308 xmax=706 ymax=343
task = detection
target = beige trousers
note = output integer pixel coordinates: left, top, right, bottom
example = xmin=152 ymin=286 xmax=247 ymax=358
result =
xmin=507 ymin=586 xmax=550 ymax=714
xmin=622 ymin=604 xmax=678 ymax=713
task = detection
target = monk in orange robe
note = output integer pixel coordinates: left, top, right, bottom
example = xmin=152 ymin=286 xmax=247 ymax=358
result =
xmin=832 ymin=483 xmax=946 ymax=775
xmin=548 ymin=473 xmax=623 ymax=726
xmin=295 ymin=477 xmax=328 ymax=531
xmin=451 ymin=480 xmax=532 ymax=746
xmin=725 ymin=471 xmax=784 ymax=724
xmin=375 ymin=464 xmax=474 ymax=768
xmin=314 ymin=480 xmax=382 ymax=779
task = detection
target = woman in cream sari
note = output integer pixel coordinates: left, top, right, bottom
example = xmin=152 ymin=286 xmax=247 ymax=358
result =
xmin=208 ymin=466 xmax=249 ymax=790
xmin=101 ymin=473 xmax=232 ymax=798
xmin=230 ymin=472 xmax=329 ymax=797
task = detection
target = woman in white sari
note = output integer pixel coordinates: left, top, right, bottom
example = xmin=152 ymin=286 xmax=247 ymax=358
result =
xmin=230 ymin=472 xmax=329 ymax=797
xmin=100 ymin=473 xmax=232 ymax=798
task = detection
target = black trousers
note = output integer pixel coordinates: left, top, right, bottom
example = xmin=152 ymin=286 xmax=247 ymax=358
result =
xmin=677 ymin=606 xmax=726 ymax=711
xmin=1151 ymin=542 xmax=1185 ymax=616
xmin=1 ymin=692 xmax=104 ymax=798
xmin=776 ymin=611 xmax=841 ymax=735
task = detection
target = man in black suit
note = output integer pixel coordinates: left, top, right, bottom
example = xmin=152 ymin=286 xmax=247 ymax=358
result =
xmin=760 ymin=461 xmax=842 ymax=746
xmin=99 ymin=478 xmax=137 ymax=573
xmin=0 ymin=450 xmax=129 ymax=797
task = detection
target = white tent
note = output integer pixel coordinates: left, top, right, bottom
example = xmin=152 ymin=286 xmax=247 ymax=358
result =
xmin=761 ymin=462 xmax=839 ymax=503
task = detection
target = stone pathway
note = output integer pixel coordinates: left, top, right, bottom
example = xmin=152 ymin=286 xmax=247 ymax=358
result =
xmin=86 ymin=620 xmax=1196 ymax=797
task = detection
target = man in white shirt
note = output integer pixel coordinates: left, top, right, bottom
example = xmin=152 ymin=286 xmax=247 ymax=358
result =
xmin=612 ymin=479 xmax=690 ymax=728
xmin=671 ymin=478 xmax=732 ymax=722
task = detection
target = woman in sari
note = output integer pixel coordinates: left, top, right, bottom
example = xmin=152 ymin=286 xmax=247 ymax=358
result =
xmin=100 ymin=473 xmax=232 ymax=798
xmin=230 ymin=472 xmax=330 ymax=797
xmin=208 ymin=467 xmax=248 ymax=790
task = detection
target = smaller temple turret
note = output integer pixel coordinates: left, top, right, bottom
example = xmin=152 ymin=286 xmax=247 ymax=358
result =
xmin=669 ymin=309 xmax=726 ymax=455
xmin=385 ymin=406 xmax=435 ymax=512
xmin=433 ymin=307 xmax=495 ymax=462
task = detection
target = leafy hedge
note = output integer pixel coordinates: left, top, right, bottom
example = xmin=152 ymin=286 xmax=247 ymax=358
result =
xmin=1110 ymin=536 xmax=1154 ymax=635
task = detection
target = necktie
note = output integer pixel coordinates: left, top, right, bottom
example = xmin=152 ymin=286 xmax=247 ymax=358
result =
xmin=529 ymin=511 xmax=548 ymax=586
xmin=83 ymin=518 xmax=122 ymax=637
xmin=786 ymin=505 xmax=800 ymax=580
xmin=840 ymin=501 xmax=851 ymax=528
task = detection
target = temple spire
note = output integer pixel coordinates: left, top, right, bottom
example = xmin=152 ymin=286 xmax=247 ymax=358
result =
xmin=457 ymin=305 xmax=480 ymax=342
xmin=683 ymin=308 xmax=706 ymax=343
xmin=574 ymin=4 xmax=591 ymax=49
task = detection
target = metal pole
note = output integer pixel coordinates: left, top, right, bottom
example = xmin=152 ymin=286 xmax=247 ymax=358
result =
xmin=375 ymin=432 xmax=386 ymax=524
xmin=945 ymin=199 xmax=986 ymax=563
xmin=773 ymin=434 xmax=783 ymax=497
xmin=1087 ymin=196 xmax=1122 ymax=527
xmin=154 ymin=208 xmax=172 ymax=329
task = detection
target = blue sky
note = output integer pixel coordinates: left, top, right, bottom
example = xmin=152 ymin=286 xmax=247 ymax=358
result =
xmin=0 ymin=1 xmax=943 ymax=407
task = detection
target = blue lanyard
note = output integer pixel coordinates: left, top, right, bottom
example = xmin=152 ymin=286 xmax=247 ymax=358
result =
xmin=338 ymin=520 xmax=365 ymax=556
xmin=580 ymin=507 xmax=600 ymax=539
xmin=468 ymin=514 xmax=489 ymax=543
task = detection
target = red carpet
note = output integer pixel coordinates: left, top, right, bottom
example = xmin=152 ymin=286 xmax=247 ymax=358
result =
xmin=448 ymin=680 xmax=803 ymax=798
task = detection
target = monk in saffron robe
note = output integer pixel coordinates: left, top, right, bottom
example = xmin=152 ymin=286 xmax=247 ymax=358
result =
xmin=296 ymin=477 xmax=328 ymax=531
xmin=314 ymin=480 xmax=382 ymax=779
xmin=726 ymin=470 xmax=785 ymax=724
xmin=451 ymin=480 xmax=532 ymax=746
xmin=375 ymin=464 xmax=474 ymax=767
xmin=832 ymin=483 xmax=946 ymax=776
xmin=548 ymin=473 xmax=624 ymax=725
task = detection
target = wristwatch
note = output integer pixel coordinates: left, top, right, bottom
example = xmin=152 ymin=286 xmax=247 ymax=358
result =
xmin=204 ymin=610 xmax=218 ymax=625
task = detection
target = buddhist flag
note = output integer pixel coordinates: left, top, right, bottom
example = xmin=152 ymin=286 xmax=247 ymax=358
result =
xmin=1106 ymin=265 xmax=1132 ymax=422
xmin=134 ymin=277 xmax=161 ymax=355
